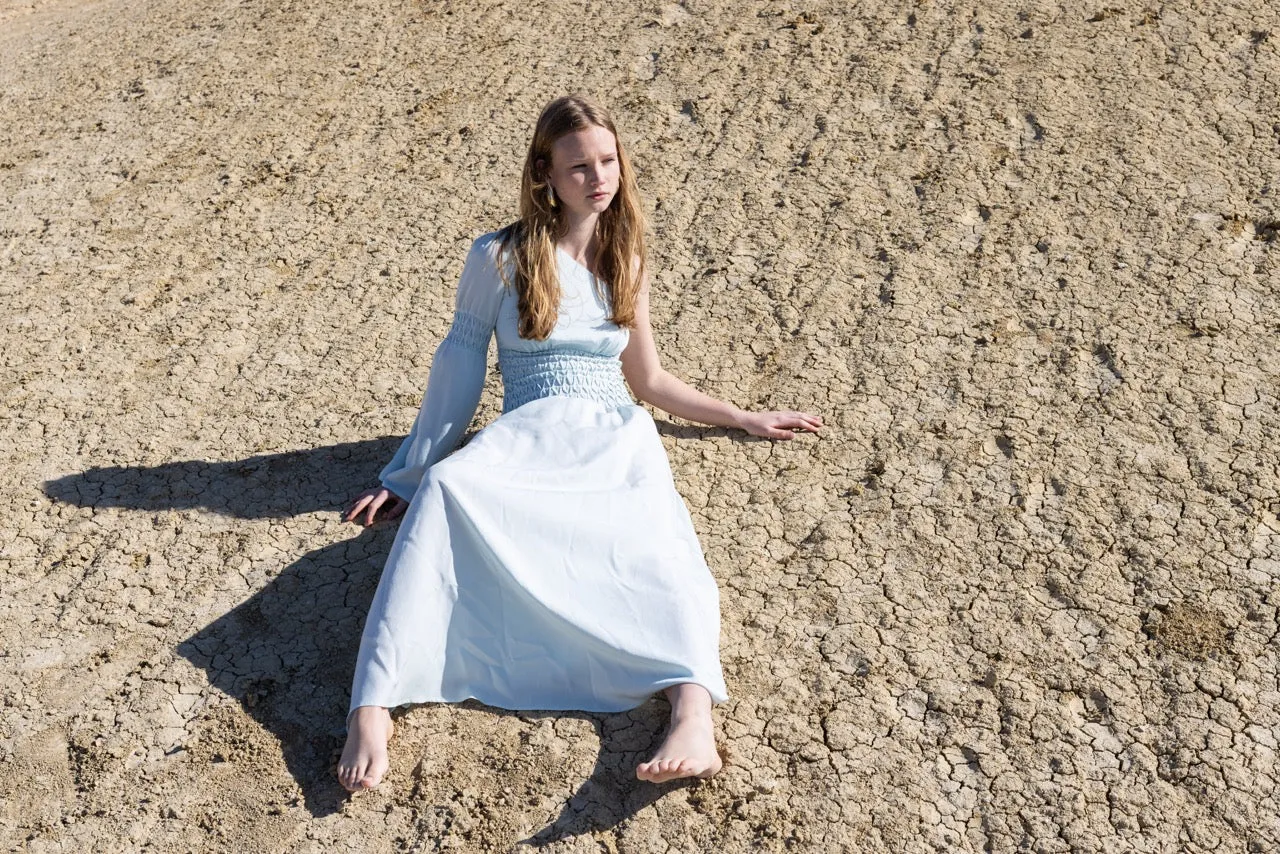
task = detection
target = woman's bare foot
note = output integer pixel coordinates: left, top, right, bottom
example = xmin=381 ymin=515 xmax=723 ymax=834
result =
xmin=337 ymin=706 xmax=394 ymax=792
xmin=636 ymin=683 xmax=723 ymax=783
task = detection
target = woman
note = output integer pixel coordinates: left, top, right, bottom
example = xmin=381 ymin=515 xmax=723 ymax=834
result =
xmin=338 ymin=95 xmax=822 ymax=792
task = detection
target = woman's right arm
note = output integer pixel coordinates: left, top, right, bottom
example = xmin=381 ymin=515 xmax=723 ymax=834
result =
xmin=620 ymin=268 xmax=822 ymax=438
xmin=345 ymin=233 xmax=507 ymax=526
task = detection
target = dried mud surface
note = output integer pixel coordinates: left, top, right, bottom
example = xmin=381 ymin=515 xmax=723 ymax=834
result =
xmin=2 ymin=0 xmax=1278 ymax=851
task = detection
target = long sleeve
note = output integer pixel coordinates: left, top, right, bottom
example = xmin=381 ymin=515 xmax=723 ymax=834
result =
xmin=378 ymin=233 xmax=507 ymax=502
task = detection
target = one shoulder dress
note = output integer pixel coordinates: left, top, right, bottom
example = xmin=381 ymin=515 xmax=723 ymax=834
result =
xmin=347 ymin=231 xmax=729 ymax=721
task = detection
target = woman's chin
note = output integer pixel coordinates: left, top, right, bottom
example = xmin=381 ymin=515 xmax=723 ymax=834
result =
xmin=563 ymin=196 xmax=615 ymax=216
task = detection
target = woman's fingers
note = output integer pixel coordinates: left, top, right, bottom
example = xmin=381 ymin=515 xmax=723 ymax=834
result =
xmin=775 ymin=412 xmax=821 ymax=433
xmin=343 ymin=494 xmax=372 ymax=522
xmin=754 ymin=418 xmax=796 ymax=439
xmin=364 ymin=492 xmax=387 ymax=527
xmin=798 ymin=412 xmax=822 ymax=431
xmin=341 ymin=489 xmax=408 ymax=526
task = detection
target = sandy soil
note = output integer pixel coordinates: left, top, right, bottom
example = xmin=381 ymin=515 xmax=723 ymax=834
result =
xmin=2 ymin=0 xmax=1277 ymax=850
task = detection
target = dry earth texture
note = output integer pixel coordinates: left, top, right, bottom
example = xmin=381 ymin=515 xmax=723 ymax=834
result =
xmin=1 ymin=0 xmax=1277 ymax=851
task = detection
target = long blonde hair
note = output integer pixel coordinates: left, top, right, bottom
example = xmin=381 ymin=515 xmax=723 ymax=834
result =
xmin=497 ymin=95 xmax=647 ymax=340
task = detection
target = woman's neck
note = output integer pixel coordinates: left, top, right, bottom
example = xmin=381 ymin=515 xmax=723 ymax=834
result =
xmin=557 ymin=211 xmax=601 ymax=264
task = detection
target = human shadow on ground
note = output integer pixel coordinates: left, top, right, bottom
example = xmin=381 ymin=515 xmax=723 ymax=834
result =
xmin=487 ymin=704 xmax=689 ymax=849
xmin=392 ymin=700 xmax=686 ymax=847
xmin=42 ymin=421 xmax=753 ymax=520
xmin=42 ymin=437 xmax=403 ymax=814
xmin=516 ymin=724 xmax=702 ymax=847
xmin=45 ymin=436 xmax=711 ymax=830
xmin=653 ymin=420 xmax=740 ymax=441
xmin=653 ymin=418 xmax=811 ymax=443
xmin=176 ymin=527 xmax=388 ymax=816
xmin=172 ymin=515 xmax=691 ymax=829
xmin=42 ymin=436 xmax=403 ymax=518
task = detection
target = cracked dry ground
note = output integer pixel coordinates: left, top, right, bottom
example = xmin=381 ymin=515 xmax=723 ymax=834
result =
xmin=1 ymin=0 xmax=1277 ymax=851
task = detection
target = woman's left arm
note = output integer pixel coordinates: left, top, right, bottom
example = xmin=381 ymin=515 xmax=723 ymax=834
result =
xmin=619 ymin=269 xmax=823 ymax=440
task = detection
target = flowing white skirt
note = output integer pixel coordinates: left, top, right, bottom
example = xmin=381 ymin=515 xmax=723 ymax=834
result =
xmin=348 ymin=396 xmax=728 ymax=722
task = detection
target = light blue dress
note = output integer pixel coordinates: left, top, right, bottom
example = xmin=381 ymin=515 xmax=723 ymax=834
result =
xmin=348 ymin=231 xmax=728 ymax=719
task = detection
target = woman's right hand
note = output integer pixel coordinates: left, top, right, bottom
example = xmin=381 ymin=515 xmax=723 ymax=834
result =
xmin=343 ymin=487 xmax=408 ymax=527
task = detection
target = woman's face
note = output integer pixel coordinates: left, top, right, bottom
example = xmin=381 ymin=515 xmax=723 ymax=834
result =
xmin=543 ymin=124 xmax=620 ymax=217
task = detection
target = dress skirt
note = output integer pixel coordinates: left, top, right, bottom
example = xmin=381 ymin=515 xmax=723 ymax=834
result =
xmin=348 ymin=395 xmax=730 ymax=722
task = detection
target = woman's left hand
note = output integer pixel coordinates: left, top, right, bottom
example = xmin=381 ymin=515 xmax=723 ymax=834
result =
xmin=737 ymin=410 xmax=823 ymax=439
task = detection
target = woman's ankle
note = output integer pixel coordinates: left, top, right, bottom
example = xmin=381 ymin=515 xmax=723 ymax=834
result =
xmin=346 ymin=705 xmax=390 ymax=730
xmin=664 ymin=683 xmax=713 ymax=720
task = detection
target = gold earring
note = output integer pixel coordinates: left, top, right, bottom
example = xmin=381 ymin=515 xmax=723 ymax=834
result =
xmin=546 ymin=184 xmax=558 ymax=209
